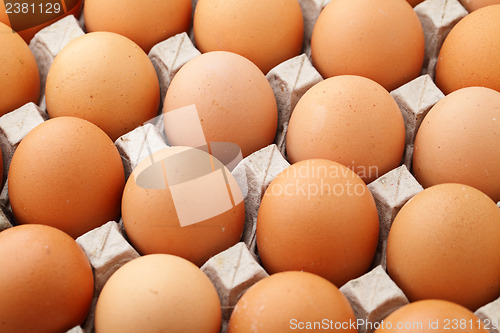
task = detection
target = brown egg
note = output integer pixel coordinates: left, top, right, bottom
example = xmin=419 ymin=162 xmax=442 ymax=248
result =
xmin=228 ymin=271 xmax=357 ymax=333
xmin=193 ymin=0 xmax=304 ymax=73
xmin=0 ymin=22 xmax=40 ymax=117
xmin=9 ymin=117 xmax=125 ymax=238
xmin=435 ymin=5 xmax=500 ymax=94
xmin=286 ymin=75 xmax=405 ymax=183
xmin=374 ymin=300 xmax=489 ymax=333
xmin=387 ymin=184 xmax=500 ymax=310
xmin=413 ymin=87 xmax=500 ymax=202
xmin=257 ymin=159 xmax=379 ymax=287
xmin=459 ymin=0 xmax=500 ymax=11
xmin=0 ymin=0 xmax=83 ymax=43
xmin=163 ymin=51 xmax=277 ymax=157
xmin=122 ymin=146 xmax=245 ymax=266
xmin=95 ymin=254 xmax=221 ymax=333
xmin=84 ymin=0 xmax=191 ymax=53
xmin=45 ymin=32 xmax=160 ymax=141
xmin=0 ymin=224 xmax=94 ymax=333
xmin=311 ymin=0 xmax=425 ymax=92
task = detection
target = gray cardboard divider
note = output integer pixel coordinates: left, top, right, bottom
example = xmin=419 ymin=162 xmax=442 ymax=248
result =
xmin=115 ymin=123 xmax=169 ymax=181
xmin=297 ymin=0 xmax=331 ymax=57
xmin=266 ymin=54 xmax=322 ymax=156
xmin=475 ymin=297 xmax=500 ymax=333
xmin=415 ymin=0 xmax=467 ymax=79
xmin=201 ymin=242 xmax=269 ymax=330
xmin=367 ymin=165 xmax=423 ymax=269
xmin=76 ymin=221 xmax=140 ymax=333
xmin=390 ymin=74 xmax=444 ymax=170
xmin=231 ymin=144 xmax=290 ymax=254
xmin=66 ymin=326 xmax=85 ymax=333
xmin=148 ymin=32 xmax=201 ymax=108
xmin=340 ymin=265 xmax=409 ymax=333
xmin=29 ymin=15 xmax=85 ymax=112
xmin=0 ymin=180 xmax=13 ymax=229
xmin=0 ymin=102 xmax=48 ymax=184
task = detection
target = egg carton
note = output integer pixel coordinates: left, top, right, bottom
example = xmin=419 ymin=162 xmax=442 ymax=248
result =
xmin=0 ymin=0 xmax=499 ymax=332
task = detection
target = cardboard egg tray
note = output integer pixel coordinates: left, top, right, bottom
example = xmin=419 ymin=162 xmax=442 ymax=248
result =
xmin=0 ymin=0 xmax=499 ymax=332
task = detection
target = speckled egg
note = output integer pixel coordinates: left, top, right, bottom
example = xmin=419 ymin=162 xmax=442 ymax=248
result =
xmin=163 ymin=51 xmax=277 ymax=157
xmin=311 ymin=0 xmax=425 ymax=92
xmin=9 ymin=117 xmax=125 ymax=238
xmin=374 ymin=300 xmax=490 ymax=333
xmin=45 ymin=31 xmax=160 ymax=141
xmin=257 ymin=159 xmax=379 ymax=287
xmin=286 ymin=75 xmax=405 ymax=183
xmin=413 ymin=87 xmax=500 ymax=202
xmin=228 ymin=271 xmax=357 ymax=333
xmin=0 ymin=22 xmax=40 ymax=117
xmin=122 ymin=146 xmax=245 ymax=266
xmin=0 ymin=224 xmax=94 ymax=333
xmin=435 ymin=5 xmax=500 ymax=94
xmin=193 ymin=0 xmax=304 ymax=73
xmin=95 ymin=254 xmax=221 ymax=333
xmin=387 ymin=183 xmax=500 ymax=310
xmin=84 ymin=0 xmax=191 ymax=52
